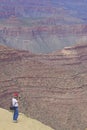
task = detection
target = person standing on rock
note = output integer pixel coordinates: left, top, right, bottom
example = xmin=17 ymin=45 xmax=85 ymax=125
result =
xmin=12 ymin=92 xmax=19 ymax=123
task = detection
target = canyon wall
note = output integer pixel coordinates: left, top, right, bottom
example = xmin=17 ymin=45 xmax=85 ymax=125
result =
xmin=0 ymin=19 xmax=87 ymax=53
xmin=0 ymin=0 xmax=87 ymax=53
xmin=0 ymin=44 xmax=87 ymax=130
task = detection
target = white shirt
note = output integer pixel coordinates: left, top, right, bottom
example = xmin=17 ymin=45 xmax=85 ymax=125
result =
xmin=12 ymin=98 xmax=18 ymax=107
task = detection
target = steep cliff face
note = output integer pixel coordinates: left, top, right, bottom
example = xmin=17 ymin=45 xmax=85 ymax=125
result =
xmin=0 ymin=0 xmax=87 ymax=53
xmin=0 ymin=20 xmax=87 ymax=53
xmin=0 ymin=43 xmax=87 ymax=130
xmin=0 ymin=0 xmax=87 ymax=21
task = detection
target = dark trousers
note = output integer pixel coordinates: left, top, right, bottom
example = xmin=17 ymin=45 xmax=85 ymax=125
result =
xmin=13 ymin=107 xmax=19 ymax=121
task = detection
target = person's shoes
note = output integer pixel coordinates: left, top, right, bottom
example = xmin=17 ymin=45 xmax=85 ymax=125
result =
xmin=13 ymin=120 xmax=18 ymax=123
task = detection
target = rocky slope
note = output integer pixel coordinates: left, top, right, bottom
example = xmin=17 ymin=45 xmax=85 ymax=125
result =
xmin=0 ymin=108 xmax=54 ymax=130
xmin=0 ymin=43 xmax=87 ymax=130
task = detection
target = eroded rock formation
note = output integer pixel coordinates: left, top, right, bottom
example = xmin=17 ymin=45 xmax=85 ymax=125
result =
xmin=0 ymin=43 xmax=87 ymax=130
xmin=0 ymin=0 xmax=87 ymax=53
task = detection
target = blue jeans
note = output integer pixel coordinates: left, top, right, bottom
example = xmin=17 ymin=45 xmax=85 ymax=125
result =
xmin=13 ymin=107 xmax=19 ymax=121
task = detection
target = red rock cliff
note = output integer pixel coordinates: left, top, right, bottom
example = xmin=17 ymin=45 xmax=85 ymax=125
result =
xmin=0 ymin=43 xmax=87 ymax=130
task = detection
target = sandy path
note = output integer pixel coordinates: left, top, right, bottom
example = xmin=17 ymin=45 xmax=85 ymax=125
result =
xmin=0 ymin=108 xmax=54 ymax=130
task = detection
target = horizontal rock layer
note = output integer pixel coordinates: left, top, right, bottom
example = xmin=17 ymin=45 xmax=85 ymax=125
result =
xmin=0 ymin=21 xmax=87 ymax=53
xmin=0 ymin=44 xmax=87 ymax=130
xmin=0 ymin=0 xmax=87 ymax=53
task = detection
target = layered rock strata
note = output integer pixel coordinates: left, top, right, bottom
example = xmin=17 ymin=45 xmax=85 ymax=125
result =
xmin=0 ymin=44 xmax=87 ymax=130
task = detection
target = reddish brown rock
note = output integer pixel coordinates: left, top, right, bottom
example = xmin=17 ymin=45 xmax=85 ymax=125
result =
xmin=0 ymin=43 xmax=87 ymax=130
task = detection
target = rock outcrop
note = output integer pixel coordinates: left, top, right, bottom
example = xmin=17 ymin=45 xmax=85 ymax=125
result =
xmin=0 ymin=43 xmax=87 ymax=130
